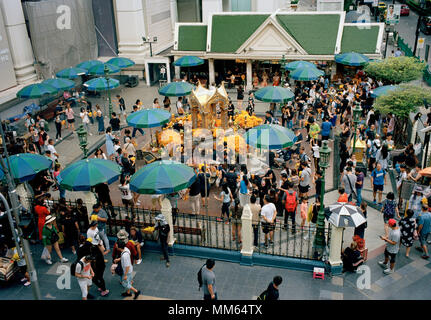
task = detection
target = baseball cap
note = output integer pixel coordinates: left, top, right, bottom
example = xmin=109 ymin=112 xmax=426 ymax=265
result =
xmin=90 ymin=220 xmax=98 ymax=227
xmin=388 ymin=219 xmax=396 ymax=227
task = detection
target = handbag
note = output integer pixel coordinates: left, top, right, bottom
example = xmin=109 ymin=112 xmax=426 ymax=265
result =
xmin=346 ymin=175 xmax=357 ymax=199
xmin=50 ymin=229 xmax=60 ymax=244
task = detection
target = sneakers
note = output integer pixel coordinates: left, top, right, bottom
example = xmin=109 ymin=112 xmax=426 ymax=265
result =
xmin=136 ymin=200 xmax=141 ymax=206
xmin=134 ymin=290 xmax=141 ymax=300
xmin=46 ymin=259 xmax=53 ymax=265
xmin=60 ymin=257 xmax=69 ymax=263
xmin=378 ymin=261 xmax=387 ymax=268
xmin=421 ymin=255 xmax=430 ymax=260
xmin=136 ymin=259 xmax=142 ymax=265
xmin=166 ymin=262 xmax=170 ymax=268
xmin=101 ymin=290 xmax=110 ymax=297
xmin=121 ymin=292 xmax=132 ymax=297
xmin=23 ymin=281 xmax=31 ymax=287
xmin=383 ymin=268 xmax=393 ymax=275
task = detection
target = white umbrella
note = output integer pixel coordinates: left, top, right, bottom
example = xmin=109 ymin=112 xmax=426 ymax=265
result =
xmin=328 ymin=202 xmax=366 ymax=228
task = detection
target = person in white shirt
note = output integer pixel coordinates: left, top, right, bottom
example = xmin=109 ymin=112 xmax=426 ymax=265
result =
xmin=119 ymin=175 xmax=134 ymax=211
xmin=75 ymin=255 xmax=95 ymax=300
xmin=79 ymin=107 xmax=92 ymax=136
xmin=114 ymin=241 xmax=140 ymax=299
xmin=46 ymin=139 xmax=59 ymax=161
xmin=261 ymin=195 xmax=277 ymax=247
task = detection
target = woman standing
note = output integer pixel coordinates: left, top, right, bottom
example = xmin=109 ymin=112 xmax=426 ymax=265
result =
xmin=95 ymin=105 xmax=104 ymax=134
xmin=42 ymin=215 xmax=68 ymax=265
xmin=399 ymin=209 xmax=416 ymax=257
xmin=105 ymin=127 xmax=115 ymax=160
xmin=153 ymin=98 xmax=161 ymax=108
xmin=94 ymin=148 xmax=107 ymax=160
xmin=376 ymin=144 xmax=390 ymax=173
xmin=163 ymin=96 xmax=171 ymax=113
xmin=237 ymin=85 xmax=244 ymax=111
xmin=80 ymin=107 xmax=92 ymax=135
xmin=65 ymin=104 xmax=75 ymax=131
xmin=35 ymin=198 xmax=50 ymax=241
xmin=239 ymin=174 xmax=251 ymax=207
xmin=214 ymin=184 xmax=232 ymax=222
xmin=54 ymin=111 xmax=62 ymax=142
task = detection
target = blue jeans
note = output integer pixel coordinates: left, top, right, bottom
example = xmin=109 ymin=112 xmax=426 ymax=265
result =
xmin=132 ymin=127 xmax=144 ymax=138
xmin=348 ymin=193 xmax=353 ymax=202
xmin=287 ymin=120 xmax=293 ymax=129
xmin=356 ymin=187 xmax=362 ymax=206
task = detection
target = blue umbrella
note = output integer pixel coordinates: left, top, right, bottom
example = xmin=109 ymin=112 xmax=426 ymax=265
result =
xmin=107 ymin=57 xmax=135 ymax=69
xmin=126 ymin=109 xmax=171 ymax=129
xmin=88 ymin=63 xmax=121 ymax=75
xmin=76 ymin=60 xmax=103 ymax=70
xmin=335 ymin=52 xmax=370 ymax=66
xmin=3 ymin=153 xmax=53 ymax=182
xmin=158 ymin=82 xmax=194 ymax=97
xmin=285 ymin=61 xmax=317 ymax=71
xmin=290 ymin=66 xmax=324 ymax=81
xmin=244 ymin=124 xmax=297 ymax=149
xmin=173 ymin=56 xmax=204 ymax=67
xmin=17 ymin=83 xmax=58 ymax=98
xmin=56 ymin=67 xmax=88 ymax=79
xmin=370 ymin=85 xmax=400 ymax=98
xmin=42 ymin=78 xmax=75 ymax=91
xmin=254 ymin=86 xmax=294 ymax=103
xmin=83 ymin=77 xmax=120 ymax=91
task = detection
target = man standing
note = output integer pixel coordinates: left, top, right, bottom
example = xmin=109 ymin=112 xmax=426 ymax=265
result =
xmin=116 ymin=95 xmax=127 ymax=122
xmin=282 ymin=182 xmax=298 ymax=233
xmin=355 ymin=168 xmax=364 ymax=206
xmin=299 ymin=162 xmax=312 ymax=198
xmin=109 ymin=112 xmax=121 ymax=136
xmin=155 ymin=213 xmax=171 ymax=267
xmin=92 ymin=203 xmax=110 ymax=254
xmin=187 ymin=169 xmax=201 ymax=215
xmin=46 ymin=139 xmax=59 ymax=162
xmin=371 ymin=162 xmax=386 ymax=205
xmin=202 ymin=259 xmax=217 ymax=300
xmin=417 ymin=208 xmax=431 ymax=259
xmin=75 ymin=255 xmax=95 ymax=300
xmin=342 ymin=166 xmax=357 ymax=202
xmin=130 ymin=105 xmax=144 ymax=138
xmin=114 ymin=241 xmax=140 ymax=299
xmin=378 ymin=219 xmax=401 ymax=274
xmin=261 ymin=195 xmax=277 ymax=248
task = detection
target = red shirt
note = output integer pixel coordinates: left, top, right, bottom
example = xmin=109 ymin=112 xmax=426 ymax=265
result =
xmin=338 ymin=194 xmax=348 ymax=203
xmin=112 ymin=241 xmax=138 ymax=264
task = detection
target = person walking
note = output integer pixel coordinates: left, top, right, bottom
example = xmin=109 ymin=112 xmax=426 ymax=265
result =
xmin=114 ymin=241 xmax=141 ymax=299
xmin=65 ymin=104 xmax=75 ymax=131
xmin=116 ymin=95 xmax=127 ymax=122
xmin=105 ymin=127 xmax=116 ymax=160
xmin=214 ymin=183 xmax=232 ymax=223
xmin=202 ymin=259 xmax=217 ymax=300
xmin=399 ymin=209 xmax=416 ymax=258
xmin=42 ymin=215 xmax=68 ymax=265
xmin=95 ymin=105 xmax=104 ymax=134
xmin=355 ymin=167 xmax=364 ymax=206
xmin=74 ymin=255 xmax=95 ymax=300
xmin=282 ymin=182 xmax=298 ymax=233
xmin=80 ymin=107 xmax=92 ymax=135
xmin=91 ymin=203 xmax=110 ymax=254
xmin=371 ymin=162 xmax=386 ymax=205
xmin=416 ymin=207 xmax=431 ymax=259
xmin=261 ymin=195 xmax=277 ymax=248
xmin=259 ymin=276 xmax=283 ymax=300
xmin=155 ymin=213 xmax=171 ymax=267
xmin=54 ymin=111 xmax=62 ymax=141
xmin=381 ymin=192 xmax=400 ymax=237
xmin=378 ymin=219 xmax=401 ymax=275
xmin=342 ymin=166 xmax=357 ymax=203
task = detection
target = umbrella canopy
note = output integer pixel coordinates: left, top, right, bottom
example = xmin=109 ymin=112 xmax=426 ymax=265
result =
xmin=290 ymin=66 xmax=324 ymax=81
xmin=83 ymin=77 xmax=120 ymax=91
xmin=58 ymin=158 xmax=122 ymax=191
xmin=76 ymin=60 xmax=103 ymax=70
xmin=244 ymin=124 xmax=297 ymax=149
xmin=17 ymin=83 xmax=59 ymax=99
xmin=56 ymin=67 xmax=88 ymax=79
xmin=88 ymin=63 xmax=121 ymax=76
xmin=107 ymin=57 xmax=135 ymax=69
xmin=370 ymin=85 xmax=400 ymax=98
xmin=173 ymin=56 xmax=204 ymax=67
xmin=42 ymin=78 xmax=75 ymax=91
xmin=3 ymin=153 xmax=53 ymax=182
xmin=328 ymin=202 xmax=366 ymax=228
xmin=130 ymin=160 xmax=197 ymax=194
xmin=285 ymin=61 xmax=316 ymax=71
xmin=158 ymin=82 xmax=194 ymax=97
xmin=126 ymin=108 xmax=171 ymax=128
xmin=335 ymin=52 xmax=370 ymax=66
xmin=254 ymin=86 xmax=294 ymax=103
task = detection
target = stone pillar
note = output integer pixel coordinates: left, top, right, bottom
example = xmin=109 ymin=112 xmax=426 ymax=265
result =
xmin=208 ymin=58 xmax=215 ymax=86
xmin=240 ymin=204 xmax=253 ymax=266
xmin=328 ymin=224 xmax=344 ymax=267
xmin=170 ymin=0 xmax=178 ymax=36
xmin=161 ymin=198 xmax=175 ymax=246
xmin=246 ymin=60 xmax=253 ymax=91
xmin=114 ymin=0 xmax=148 ymax=64
xmin=145 ymin=62 xmax=151 ymax=86
xmin=166 ymin=62 xmax=172 ymax=83
xmin=83 ymin=191 xmax=97 ymax=219
xmin=0 ymin=0 xmax=37 ymax=84
xmin=330 ymin=62 xmax=337 ymax=81
xmin=15 ymin=183 xmax=31 ymax=211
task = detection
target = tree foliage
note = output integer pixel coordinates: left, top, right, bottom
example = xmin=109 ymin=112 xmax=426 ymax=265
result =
xmin=364 ymin=56 xmax=426 ymax=84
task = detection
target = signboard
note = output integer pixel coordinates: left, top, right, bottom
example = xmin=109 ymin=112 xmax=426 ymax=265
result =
xmin=386 ymin=4 xmax=401 ymax=24
xmin=400 ymin=180 xmax=415 ymax=200
xmin=418 ymin=38 xmax=425 ymax=49
xmin=0 ymin=6 xmax=17 ymax=92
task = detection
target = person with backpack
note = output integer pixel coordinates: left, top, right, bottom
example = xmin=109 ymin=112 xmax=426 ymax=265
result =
xmin=282 ymin=182 xmax=298 ymax=233
xmin=257 ymin=276 xmax=282 ymax=301
xmin=381 ymin=192 xmax=400 ymax=238
xmin=114 ymin=241 xmax=141 ymax=299
xmin=155 ymin=213 xmax=171 ymax=268
xmin=199 ymin=259 xmax=217 ymax=300
xmin=73 ymin=255 xmax=95 ymax=300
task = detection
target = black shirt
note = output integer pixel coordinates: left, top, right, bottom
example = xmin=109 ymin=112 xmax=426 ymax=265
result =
xmin=110 ymin=118 xmax=121 ymax=131
xmin=189 ymin=178 xmax=201 ymax=196
xmin=119 ymin=97 xmax=125 ymax=109
xmin=266 ymin=282 xmax=279 ymax=300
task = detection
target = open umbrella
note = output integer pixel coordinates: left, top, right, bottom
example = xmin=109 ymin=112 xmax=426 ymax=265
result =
xmin=126 ymin=109 xmax=171 ymax=129
xmin=42 ymin=78 xmax=75 ymax=91
xmin=173 ymin=56 xmax=204 ymax=67
xmin=328 ymin=202 xmax=366 ymax=228
xmin=158 ymin=82 xmax=194 ymax=97
xmin=76 ymin=60 xmax=103 ymax=70
xmin=335 ymin=52 xmax=370 ymax=66
xmin=244 ymin=124 xmax=297 ymax=149
xmin=107 ymin=57 xmax=135 ymax=69
xmin=254 ymin=86 xmax=294 ymax=103
xmin=2 ymin=153 xmax=53 ymax=182
xmin=370 ymin=85 xmax=400 ymax=98
xmin=56 ymin=67 xmax=88 ymax=79
xmin=17 ymin=83 xmax=59 ymax=99
xmin=290 ymin=66 xmax=324 ymax=81
xmin=285 ymin=61 xmax=316 ymax=71
xmin=88 ymin=63 xmax=121 ymax=76
xmin=58 ymin=158 xmax=122 ymax=191
xmin=130 ymin=160 xmax=196 ymax=194
xmin=83 ymin=78 xmax=120 ymax=91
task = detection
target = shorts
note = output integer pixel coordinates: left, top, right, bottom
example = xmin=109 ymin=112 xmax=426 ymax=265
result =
xmin=384 ymin=248 xmax=397 ymax=264
xmin=262 ymin=222 xmax=275 ymax=234
xmin=122 ymin=198 xmax=134 ymax=206
xmin=19 ymin=265 xmax=27 ymax=274
xmin=373 ymin=184 xmax=384 ymax=192
xmin=67 ymin=119 xmax=75 ymax=123
xmin=419 ymin=233 xmax=429 ymax=246
xmin=122 ymin=272 xmax=133 ymax=290
xmin=200 ymin=189 xmax=210 ymax=197
xmin=78 ymin=278 xmax=92 ymax=298
xmin=299 ymin=185 xmax=310 ymax=194
xmin=120 ymin=107 xmax=126 ymax=115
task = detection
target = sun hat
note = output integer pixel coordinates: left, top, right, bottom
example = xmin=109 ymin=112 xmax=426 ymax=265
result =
xmin=45 ymin=215 xmax=56 ymax=225
xmin=117 ymin=229 xmax=129 ymax=241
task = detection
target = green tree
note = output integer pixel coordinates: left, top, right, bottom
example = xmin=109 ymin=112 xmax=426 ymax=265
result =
xmin=374 ymin=84 xmax=431 ymax=147
xmin=364 ymin=56 xmax=426 ymax=84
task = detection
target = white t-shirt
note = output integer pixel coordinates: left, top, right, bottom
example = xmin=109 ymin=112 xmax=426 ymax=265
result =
xmin=80 ymin=111 xmax=90 ymax=124
xmin=119 ymin=184 xmax=133 ymax=200
xmin=86 ymin=227 xmax=102 ymax=246
xmin=75 ymin=258 xmax=92 ymax=281
xmin=121 ymin=247 xmax=133 ymax=275
xmin=47 ymin=144 xmax=57 ymax=160
xmin=261 ymin=202 xmax=276 ymax=222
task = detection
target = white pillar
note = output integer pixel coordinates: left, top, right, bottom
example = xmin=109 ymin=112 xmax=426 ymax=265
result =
xmin=170 ymin=0 xmax=178 ymax=36
xmin=240 ymin=204 xmax=254 ymax=258
xmin=161 ymin=198 xmax=175 ymax=246
xmin=411 ymin=119 xmax=418 ymax=145
xmin=330 ymin=62 xmax=337 ymax=81
xmin=15 ymin=183 xmax=31 ymax=211
xmin=208 ymin=58 xmax=215 ymax=86
xmin=83 ymin=191 xmax=97 ymax=220
xmin=328 ymin=224 xmax=344 ymax=267
xmin=0 ymin=0 xmax=37 ymax=84
xmin=246 ymin=60 xmax=253 ymax=91
xmin=145 ymin=62 xmax=150 ymax=86
xmin=114 ymin=0 xmax=148 ymax=64
xmin=166 ymin=62 xmax=171 ymax=83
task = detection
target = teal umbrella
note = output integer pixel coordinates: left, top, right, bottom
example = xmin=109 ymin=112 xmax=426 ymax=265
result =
xmin=88 ymin=63 xmax=121 ymax=75
xmin=17 ymin=83 xmax=59 ymax=99
xmin=254 ymin=86 xmax=294 ymax=103
xmin=173 ymin=56 xmax=204 ymax=67
xmin=130 ymin=160 xmax=197 ymax=194
xmin=285 ymin=61 xmax=316 ymax=71
xmin=42 ymin=78 xmax=75 ymax=91
xmin=58 ymin=158 xmax=122 ymax=191
xmin=290 ymin=66 xmax=324 ymax=81
xmin=83 ymin=77 xmax=120 ymax=91
xmin=76 ymin=60 xmax=103 ymax=70
xmin=370 ymin=85 xmax=400 ymax=98
xmin=107 ymin=57 xmax=135 ymax=69
xmin=244 ymin=124 xmax=297 ymax=149
xmin=3 ymin=153 xmax=53 ymax=182
xmin=126 ymin=109 xmax=171 ymax=128
xmin=158 ymin=82 xmax=194 ymax=97
xmin=56 ymin=67 xmax=87 ymax=79
xmin=335 ymin=52 xmax=370 ymax=66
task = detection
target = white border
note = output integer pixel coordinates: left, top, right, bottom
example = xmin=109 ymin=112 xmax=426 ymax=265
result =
xmin=335 ymin=11 xmax=346 ymax=54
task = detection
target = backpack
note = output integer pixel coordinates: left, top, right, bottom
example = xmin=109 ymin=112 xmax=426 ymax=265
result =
xmin=197 ymin=263 xmax=206 ymax=290
xmin=115 ymin=251 xmax=127 ymax=276
xmin=70 ymin=260 xmax=84 ymax=277
xmin=285 ymin=191 xmax=297 ymax=212
xmin=257 ymin=289 xmax=268 ymax=300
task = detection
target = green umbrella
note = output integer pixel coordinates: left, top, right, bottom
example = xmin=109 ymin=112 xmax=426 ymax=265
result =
xmin=370 ymin=85 xmax=400 ymax=98
xmin=58 ymin=158 xmax=122 ymax=191
xmin=173 ymin=56 xmax=204 ymax=67
xmin=127 ymin=108 xmax=171 ymax=128
xmin=244 ymin=124 xmax=297 ymax=149
xmin=76 ymin=60 xmax=103 ymax=70
xmin=83 ymin=77 xmax=120 ymax=91
xmin=158 ymin=82 xmax=194 ymax=97
xmin=56 ymin=67 xmax=87 ymax=79
xmin=42 ymin=78 xmax=75 ymax=91
xmin=107 ymin=57 xmax=135 ymax=69
xmin=88 ymin=63 xmax=121 ymax=75
xmin=254 ymin=86 xmax=294 ymax=103
xmin=335 ymin=52 xmax=370 ymax=66
xmin=290 ymin=66 xmax=324 ymax=81
xmin=130 ymin=160 xmax=197 ymax=194
xmin=4 ymin=153 xmax=53 ymax=182
xmin=285 ymin=61 xmax=316 ymax=71
xmin=17 ymin=83 xmax=59 ymax=99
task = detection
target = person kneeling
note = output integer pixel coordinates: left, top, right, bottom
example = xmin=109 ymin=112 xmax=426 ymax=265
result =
xmin=341 ymin=241 xmax=364 ymax=272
